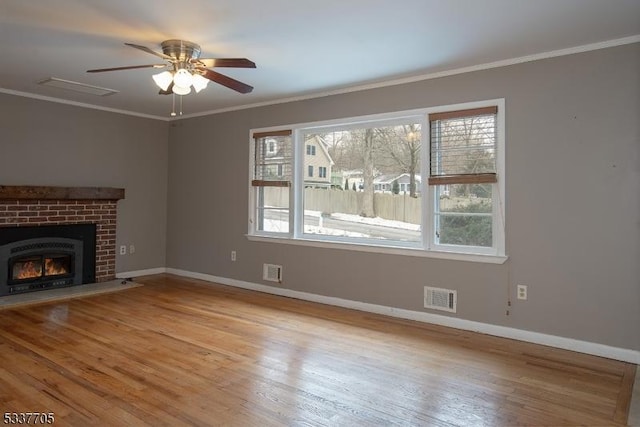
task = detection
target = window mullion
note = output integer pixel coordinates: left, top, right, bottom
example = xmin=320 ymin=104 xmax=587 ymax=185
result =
xmin=292 ymin=130 xmax=303 ymax=238
xmin=495 ymin=100 xmax=506 ymax=255
xmin=420 ymin=114 xmax=431 ymax=251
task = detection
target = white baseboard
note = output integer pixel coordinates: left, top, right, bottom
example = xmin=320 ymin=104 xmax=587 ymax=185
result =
xmin=165 ymin=268 xmax=640 ymax=364
xmin=116 ymin=267 xmax=167 ymax=279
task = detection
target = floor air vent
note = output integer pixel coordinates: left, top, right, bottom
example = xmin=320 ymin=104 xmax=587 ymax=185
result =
xmin=263 ymin=264 xmax=282 ymax=283
xmin=424 ymin=286 xmax=457 ymax=313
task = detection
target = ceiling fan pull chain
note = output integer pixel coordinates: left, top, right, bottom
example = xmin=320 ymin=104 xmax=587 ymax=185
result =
xmin=171 ymin=93 xmax=176 ymax=117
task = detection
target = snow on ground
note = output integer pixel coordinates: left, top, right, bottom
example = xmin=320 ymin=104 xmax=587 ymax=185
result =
xmin=329 ymin=212 xmax=421 ymax=231
xmin=302 ymin=209 xmax=420 ymax=231
xmin=305 ymin=224 xmax=368 ymax=237
xmin=261 ymin=208 xmax=420 ymax=235
xmin=263 ymin=219 xmax=369 ymax=237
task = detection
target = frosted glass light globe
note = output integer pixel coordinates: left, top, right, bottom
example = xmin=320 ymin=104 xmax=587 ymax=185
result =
xmin=192 ymin=74 xmax=209 ymax=93
xmin=152 ymin=71 xmax=173 ymax=91
xmin=173 ymin=69 xmax=194 ymax=88
xmin=172 ymin=84 xmax=191 ymax=96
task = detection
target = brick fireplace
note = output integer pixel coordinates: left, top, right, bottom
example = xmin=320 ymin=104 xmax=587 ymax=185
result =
xmin=0 ymin=186 xmax=125 ymax=293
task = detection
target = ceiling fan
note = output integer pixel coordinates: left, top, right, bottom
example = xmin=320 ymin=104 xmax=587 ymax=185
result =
xmin=87 ymin=39 xmax=255 ymax=95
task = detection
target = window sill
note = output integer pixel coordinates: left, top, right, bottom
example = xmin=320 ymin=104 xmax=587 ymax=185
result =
xmin=246 ymin=234 xmax=508 ymax=264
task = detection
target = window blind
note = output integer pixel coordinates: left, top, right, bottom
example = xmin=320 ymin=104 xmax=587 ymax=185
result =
xmin=252 ymin=130 xmax=293 ymax=187
xmin=429 ymin=106 xmax=497 ymax=185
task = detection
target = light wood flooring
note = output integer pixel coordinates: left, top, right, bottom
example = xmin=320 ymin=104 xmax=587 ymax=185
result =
xmin=0 ymin=274 xmax=636 ymax=426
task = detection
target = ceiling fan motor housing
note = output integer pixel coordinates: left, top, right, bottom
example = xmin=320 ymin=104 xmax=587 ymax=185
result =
xmin=161 ymin=40 xmax=201 ymax=61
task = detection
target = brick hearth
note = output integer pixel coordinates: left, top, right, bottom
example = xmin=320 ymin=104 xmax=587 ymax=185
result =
xmin=0 ymin=186 xmax=125 ymax=283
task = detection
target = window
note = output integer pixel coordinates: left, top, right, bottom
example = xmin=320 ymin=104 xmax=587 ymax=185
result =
xmin=268 ymin=141 xmax=276 ymax=153
xmin=429 ymin=107 xmax=498 ymax=251
xmin=301 ymin=121 xmax=422 ymax=243
xmin=249 ymin=100 xmax=505 ymax=260
xmin=251 ymin=130 xmax=292 ymax=233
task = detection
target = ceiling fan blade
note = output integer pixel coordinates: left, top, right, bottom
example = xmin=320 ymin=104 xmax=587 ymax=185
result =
xmin=199 ymin=68 xmax=254 ymax=94
xmin=125 ymin=43 xmax=173 ymax=60
xmin=87 ymin=64 xmax=166 ymax=73
xmin=193 ymin=58 xmax=256 ymax=68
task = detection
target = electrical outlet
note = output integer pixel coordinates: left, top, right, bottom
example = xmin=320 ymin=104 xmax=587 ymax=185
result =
xmin=119 ymin=245 xmax=127 ymax=255
xmin=517 ymin=284 xmax=528 ymax=300
xmin=231 ymin=251 xmax=236 ymax=261
xmin=129 ymin=245 xmax=135 ymax=254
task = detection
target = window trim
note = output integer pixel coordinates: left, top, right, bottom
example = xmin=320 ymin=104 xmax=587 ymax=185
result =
xmin=246 ymin=233 xmax=507 ymax=264
xmin=248 ymin=99 xmax=506 ymax=263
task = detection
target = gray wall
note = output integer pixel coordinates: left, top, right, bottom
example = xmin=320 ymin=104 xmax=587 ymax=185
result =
xmin=166 ymin=43 xmax=639 ymax=351
xmin=0 ymin=95 xmax=169 ymax=273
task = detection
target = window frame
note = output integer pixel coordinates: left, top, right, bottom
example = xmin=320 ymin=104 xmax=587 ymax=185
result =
xmin=426 ymin=104 xmax=505 ymax=257
xmin=248 ymin=99 xmax=506 ymax=264
xmin=249 ymin=130 xmax=294 ymax=238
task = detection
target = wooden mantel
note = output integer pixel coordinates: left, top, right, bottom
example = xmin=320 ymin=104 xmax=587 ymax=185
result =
xmin=0 ymin=185 xmax=125 ymax=201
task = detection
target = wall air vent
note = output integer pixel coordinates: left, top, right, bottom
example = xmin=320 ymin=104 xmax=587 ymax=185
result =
xmin=38 ymin=77 xmax=119 ymax=97
xmin=263 ymin=264 xmax=282 ymax=283
xmin=424 ymin=286 xmax=457 ymax=313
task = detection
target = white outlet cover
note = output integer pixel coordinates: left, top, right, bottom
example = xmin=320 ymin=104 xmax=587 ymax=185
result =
xmin=517 ymin=285 xmax=527 ymax=300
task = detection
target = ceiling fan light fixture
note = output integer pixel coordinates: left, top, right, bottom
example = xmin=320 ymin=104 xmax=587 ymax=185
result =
xmin=192 ymin=74 xmax=209 ymax=93
xmin=172 ymin=84 xmax=191 ymax=96
xmin=173 ymin=69 xmax=193 ymax=89
xmin=152 ymin=71 xmax=174 ymax=91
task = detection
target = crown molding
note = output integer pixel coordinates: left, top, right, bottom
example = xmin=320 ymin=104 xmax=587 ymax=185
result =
xmin=178 ymin=35 xmax=640 ymax=120
xmin=0 ymin=88 xmax=169 ymax=121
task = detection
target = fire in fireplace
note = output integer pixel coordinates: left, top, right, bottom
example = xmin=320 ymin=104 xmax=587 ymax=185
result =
xmin=12 ymin=254 xmax=72 ymax=281
xmin=0 ymin=224 xmax=96 ymax=296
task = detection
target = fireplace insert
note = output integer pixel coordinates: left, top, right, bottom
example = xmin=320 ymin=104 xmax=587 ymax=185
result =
xmin=0 ymin=224 xmax=96 ymax=296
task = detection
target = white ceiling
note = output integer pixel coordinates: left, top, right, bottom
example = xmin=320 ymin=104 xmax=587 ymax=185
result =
xmin=1 ymin=0 xmax=639 ymax=120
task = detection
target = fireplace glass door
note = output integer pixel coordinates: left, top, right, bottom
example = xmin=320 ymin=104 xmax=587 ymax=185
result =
xmin=11 ymin=254 xmax=72 ymax=282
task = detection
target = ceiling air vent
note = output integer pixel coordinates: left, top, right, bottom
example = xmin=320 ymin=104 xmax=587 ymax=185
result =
xmin=263 ymin=264 xmax=282 ymax=283
xmin=424 ymin=286 xmax=457 ymax=313
xmin=38 ymin=77 xmax=119 ymax=97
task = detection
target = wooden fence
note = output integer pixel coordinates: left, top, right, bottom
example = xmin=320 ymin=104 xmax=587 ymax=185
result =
xmin=263 ymin=188 xmax=421 ymax=225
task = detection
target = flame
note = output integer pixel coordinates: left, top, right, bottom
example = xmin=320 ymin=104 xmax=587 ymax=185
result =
xmin=13 ymin=256 xmax=70 ymax=280
xmin=15 ymin=261 xmax=42 ymax=279
xmin=45 ymin=258 xmax=69 ymax=276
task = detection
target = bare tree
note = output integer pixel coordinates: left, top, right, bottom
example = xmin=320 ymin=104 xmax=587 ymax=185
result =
xmin=324 ymin=131 xmax=349 ymax=169
xmin=380 ymin=124 xmax=421 ymax=197
xmin=440 ymin=116 xmax=495 ymax=196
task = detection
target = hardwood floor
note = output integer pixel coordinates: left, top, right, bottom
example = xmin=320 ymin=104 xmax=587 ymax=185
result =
xmin=0 ymin=274 xmax=635 ymax=426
